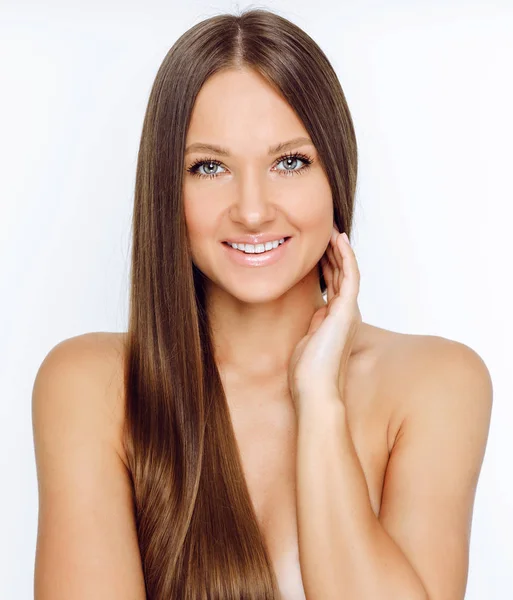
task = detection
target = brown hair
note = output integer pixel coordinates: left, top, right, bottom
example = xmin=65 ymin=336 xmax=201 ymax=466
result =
xmin=123 ymin=7 xmax=357 ymax=598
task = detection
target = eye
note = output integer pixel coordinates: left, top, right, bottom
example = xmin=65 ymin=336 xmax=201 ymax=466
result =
xmin=275 ymin=152 xmax=313 ymax=176
xmin=186 ymin=158 xmax=226 ymax=179
xmin=186 ymin=151 xmax=314 ymax=180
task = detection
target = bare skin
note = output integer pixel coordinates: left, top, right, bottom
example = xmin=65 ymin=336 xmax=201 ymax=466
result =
xmin=33 ymin=323 xmax=492 ymax=600
xmin=33 ymin=67 xmax=492 ymax=599
xmin=32 ymin=324 xmax=399 ymax=599
xmin=183 ymin=67 xmax=335 ymax=380
xmin=217 ymin=322 xmax=396 ymax=599
xmin=179 ymin=66 xmax=393 ymax=596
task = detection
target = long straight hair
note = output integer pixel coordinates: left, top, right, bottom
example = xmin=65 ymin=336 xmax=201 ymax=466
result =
xmin=123 ymin=8 xmax=358 ymax=599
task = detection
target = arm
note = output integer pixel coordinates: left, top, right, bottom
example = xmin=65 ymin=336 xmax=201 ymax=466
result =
xmin=32 ymin=334 xmax=146 ymax=600
xmin=295 ymin=338 xmax=493 ymax=600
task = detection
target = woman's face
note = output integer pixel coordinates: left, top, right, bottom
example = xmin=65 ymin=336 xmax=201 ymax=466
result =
xmin=183 ymin=67 xmax=333 ymax=303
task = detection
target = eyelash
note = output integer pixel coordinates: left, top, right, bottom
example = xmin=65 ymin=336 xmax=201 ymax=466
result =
xmin=186 ymin=151 xmax=314 ymax=180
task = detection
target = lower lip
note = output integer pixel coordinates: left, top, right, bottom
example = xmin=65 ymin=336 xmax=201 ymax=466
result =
xmin=221 ymin=237 xmax=292 ymax=267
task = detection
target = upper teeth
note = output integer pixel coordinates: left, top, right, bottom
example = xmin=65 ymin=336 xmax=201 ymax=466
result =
xmin=228 ymin=238 xmax=286 ymax=253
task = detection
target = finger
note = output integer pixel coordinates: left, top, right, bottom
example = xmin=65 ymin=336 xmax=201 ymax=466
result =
xmin=331 ymin=231 xmax=344 ymax=273
xmin=338 ymin=234 xmax=360 ymax=299
xmin=328 ymin=229 xmax=341 ymax=270
xmin=322 ymin=251 xmax=336 ymax=299
xmin=336 ymin=242 xmax=345 ymax=293
xmin=343 ymin=234 xmax=360 ymax=285
xmin=320 ymin=255 xmax=335 ymax=301
xmin=328 ymin=234 xmax=344 ymax=293
xmin=325 ymin=243 xmax=340 ymax=295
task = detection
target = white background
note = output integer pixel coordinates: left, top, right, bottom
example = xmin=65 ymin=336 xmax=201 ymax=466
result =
xmin=1 ymin=0 xmax=512 ymax=598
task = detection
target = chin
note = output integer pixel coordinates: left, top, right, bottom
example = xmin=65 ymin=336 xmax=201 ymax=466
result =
xmin=225 ymin=281 xmax=290 ymax=305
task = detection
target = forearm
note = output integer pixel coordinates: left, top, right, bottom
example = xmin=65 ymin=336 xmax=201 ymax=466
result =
xmin=296 ymin=395 xmax=428 ymax=600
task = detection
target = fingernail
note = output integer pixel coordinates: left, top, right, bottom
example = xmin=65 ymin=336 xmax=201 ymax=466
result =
xmin=342 ymin=232 xmax=349 ymax=243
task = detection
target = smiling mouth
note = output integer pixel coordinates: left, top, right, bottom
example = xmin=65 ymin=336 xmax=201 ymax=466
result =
xmin=222 ymin=236 xmax=291 ymax=251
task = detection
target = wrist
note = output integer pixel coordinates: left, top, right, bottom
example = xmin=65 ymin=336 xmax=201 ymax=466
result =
xmin=295 ymin=388 xmax=346 ymax=421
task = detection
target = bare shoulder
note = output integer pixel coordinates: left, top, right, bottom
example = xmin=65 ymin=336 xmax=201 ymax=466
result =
xmin=32 ymin=331 xmax=144 ymax=599
xmin=361 ymin=326 xmax=493 ymax=598
xmin=34 ymin=330 xmax=126 ymax=388
xmin=368 ymin=325 xmax=494 ymax=451
xmin=33 ymin=331 xmax=128 ymax=463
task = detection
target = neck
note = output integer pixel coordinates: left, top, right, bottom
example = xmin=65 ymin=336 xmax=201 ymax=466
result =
xmin=206 ymin=274 xmax=326 ymax=380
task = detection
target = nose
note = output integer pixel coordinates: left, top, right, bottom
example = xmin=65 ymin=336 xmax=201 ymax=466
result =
xmin=228 ymin=171 xmax=277 ymax=229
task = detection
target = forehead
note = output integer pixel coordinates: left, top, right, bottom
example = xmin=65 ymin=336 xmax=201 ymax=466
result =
xmin=186 ymin=68 xmax=309 ymax=156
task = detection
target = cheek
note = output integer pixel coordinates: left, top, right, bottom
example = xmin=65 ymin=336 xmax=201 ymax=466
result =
xmin=183 ymin=190 xmax=222 ymax=268
xmin=291 ymin=176 xmax=333 ymax=228
xmin=183 ymin=189 xmax=218 ymax=239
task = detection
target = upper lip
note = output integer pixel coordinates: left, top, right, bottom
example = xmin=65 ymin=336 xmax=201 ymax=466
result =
xmin=223 ymin=234 xmax=291 ymax=245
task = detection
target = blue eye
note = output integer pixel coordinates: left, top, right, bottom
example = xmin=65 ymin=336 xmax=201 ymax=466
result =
xmin=186 ymin=152 xmax=314 ymax=180
xmin=187 ymin=159 xmax=226 ymax=178
xmin=275 ymin=154 xmax=312 ymax=174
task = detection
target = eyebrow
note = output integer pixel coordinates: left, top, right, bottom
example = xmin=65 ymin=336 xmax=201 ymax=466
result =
xmin=184 ymin=136 xmax=314 ymax=157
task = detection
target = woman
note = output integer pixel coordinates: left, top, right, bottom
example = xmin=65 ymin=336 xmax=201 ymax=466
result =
xmin=32 ymin=8 xmax=493 ymax=600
